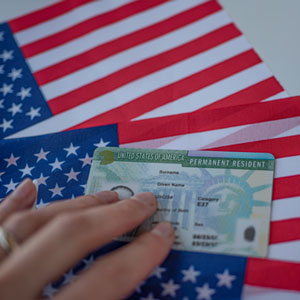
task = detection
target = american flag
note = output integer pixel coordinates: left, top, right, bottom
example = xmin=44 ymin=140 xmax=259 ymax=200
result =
xmin=1 ymin=0 xmax=287 ymax=138
xmin=0 ymin=0 xmax=300 ymax=299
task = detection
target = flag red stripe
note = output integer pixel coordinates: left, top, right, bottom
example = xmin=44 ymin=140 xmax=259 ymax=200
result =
xmin=9 ymin=0 xmax=94 ymax=33
xmin=273 ymin=175 xmax=300 ymax=200
xmin=69 ymin=74 xmax=280 ymax=131
xmin=21 ymin=0 xmax=168 ymax=58
xmin=199 ymin=77 xmax=283 ymax=111
xmin=48 ymin=24 xmax=243 ymax=114
xmin=34 ymin=0 xmax=222 ymax=85
xmin=208 ymin=135 xmax=300 ymax=159
xmin=270 ymin=218 xmax=300 ymax=244
xmin=118 ymin=97 xmax=300 ymax=144
xmin=245 ymin=258 xmax=300 ymax=291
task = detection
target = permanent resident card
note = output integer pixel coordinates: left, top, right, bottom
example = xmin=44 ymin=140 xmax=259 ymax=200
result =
xmin=85 ymin=147 xmax=275 ymax=258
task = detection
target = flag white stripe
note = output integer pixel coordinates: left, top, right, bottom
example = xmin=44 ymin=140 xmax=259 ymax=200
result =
xmin=196 ymin=117 xmax=300 ymax=149
xmin=273 ymin=125 xmax=300 ymax=139
xmin=120 ymin=136 xmax=181 ymax=150
xmin=271 ymin=196 xmax=300 ymax=221
xmin=243 ymin=285 xmax=300 ymax=300
xmin=158 ymin=117 xmax=300 ymax=150
xmin=263 ymin=91 xmax=289 ymax=102
xmin=134 ymin=63 xmax=272 ymax=120
xmin=41 ymin=10 xmax=232 ymax=99
xmin=158 ymin=125 xmax=248 ymax=150
xmin=27 ymin=0 xmax=205 ymax=72
xmin=14 ymin=0 xmax=133 ymax=45
xmin=269 ymin=240 xmax=300 ymax=262
xmin=275 ymin=155 xmax=300 ymax=178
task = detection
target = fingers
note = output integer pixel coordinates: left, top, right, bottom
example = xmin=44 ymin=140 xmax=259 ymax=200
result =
xmin=0 ymin=192 xmax=157 ymax=299
xmin=56 ymin=222 xmax=174 ymax=300
xmin=0 ymin=191 xmax=118 ymax=262
xmin=3 ymin=190 xmax=119 ymax=244
xmin=0 ymin=179 xmax=36 ymax=224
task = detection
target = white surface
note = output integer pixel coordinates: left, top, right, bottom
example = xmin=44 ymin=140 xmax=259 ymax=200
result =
xmin=0 ymin=0 xmax=60 ymax=22
xmin=0 ymin=0 xmax=300 ymax=96
xmin=219 ymin=0 xmax=300 ymax=96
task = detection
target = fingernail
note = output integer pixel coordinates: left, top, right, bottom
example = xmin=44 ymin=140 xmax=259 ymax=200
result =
xmin=11 ymin=178 xmax=36 ymax=207
xmin=152 ymin=222 xmax=173 ymax=239
xmin=94 ymin=190 xmax=119 ymax=204
xmin=132 ymin=192 xmax=156 ymax=207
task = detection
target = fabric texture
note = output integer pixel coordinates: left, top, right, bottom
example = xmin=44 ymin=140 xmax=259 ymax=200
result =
xmin=0 ymin=1 xmax=299 ymax=299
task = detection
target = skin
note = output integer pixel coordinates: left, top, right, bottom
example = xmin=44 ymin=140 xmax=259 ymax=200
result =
xmin=0 ymin=179 xmax=174 ymax=300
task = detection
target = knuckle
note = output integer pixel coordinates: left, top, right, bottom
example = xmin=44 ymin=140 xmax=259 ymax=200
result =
xmin=5 ymin=210 xmax=33 ymax=230
xmin=52 ymin=213 xmax=90 ymax=236
xmin=77 ymin=194 xmax=98 ymax=207
xmin=118 ymin=199 xmax=144 ymax=216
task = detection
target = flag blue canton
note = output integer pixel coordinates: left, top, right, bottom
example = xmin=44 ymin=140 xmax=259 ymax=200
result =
xmin=47 ymin=242 xmax=246 ymax=300
xmin=0 ymin=125 xmax=118 ymax=203
xmin=0 ymin=23 xmax=52 ymax=139
xmin=132 ymin=250 xmax=246 ymax=300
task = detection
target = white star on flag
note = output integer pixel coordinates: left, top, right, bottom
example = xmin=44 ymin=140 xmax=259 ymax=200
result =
xmin=161 ymin=279 xmax=180 ymax=297
xmin=4 ymin=179 xmax=18 ymax=193
xmin=49 ymin=183 xmax=65 ymax=198
xmin=34 ymin=148 xmax=50 ymax=162
xmin=7 ymin=102 xmax=22 ymax=116
xmin=82 ymin=255 xmax=94 ymax=271
xmin=43 ymin=284 xmax=57 ymax=298
xmin=19 ymin=164 xmax=34 ymax=177
xmin=150 ymin=266 xmax=166 ymax=279
xmin=182 ymin=265 xmax=201 ymax=283
xmin=195 ymin=283 xmax=216 ymax=300
xmin=35 ymin=173 xmax=49 ymax=186
xmin=8 ymin=67 xmax=22 ymax=81
xmin=36 ymin=199 xmax=49 ymax=209
xmin=216 ymin=269 xmax=236 ymax=289
xmin=0 ymin=118 xmax=13 ymax=132
xmin=64 ymin=143 xmax=80 ymax=157
xmin=0 ymin=31 xmax=4 ymax=41
xmin=62 ymin=269 xmax=77 ymax=285
xmin=79 ymin=153 xmax=92 ymax=167
xmin=64 ymin=168 xmax=80 ymax=182
xmin=26 ymin=107 xmax=41 ymax=120
xmin=141 ymin=293 xmax=159 ymax=300
xmin=49 ymin=158 xmax=65 ymax=171
xmin=17 ymin=86 xmax=32 ymax=100
xmin=0 ymin=99 xmax=4 ymax=108
xmin=0 ymin=83 xmax=13 ymax=96
xmin=94 ymin=138 xmax=110 ymax=148
xmin=0 ymin=49 xmax=13 ymax=62
xmin=4 ymin=153 xmax=20 ymax=167
xmin=0 ymin=172 xmax=4 ymax=181
xmin=0 ymin=65 xmax=4 ymax=74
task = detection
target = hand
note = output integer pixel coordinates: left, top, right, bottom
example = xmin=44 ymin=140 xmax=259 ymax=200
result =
xmin=0 ymin=179 xmax=174 ymax=300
